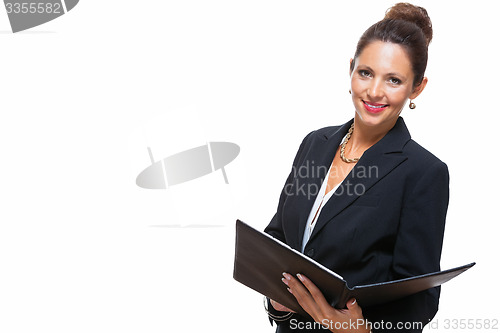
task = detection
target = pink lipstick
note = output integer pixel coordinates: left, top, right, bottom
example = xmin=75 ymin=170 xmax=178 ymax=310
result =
xmin=363 ymin=101 xmax=389 ymax=114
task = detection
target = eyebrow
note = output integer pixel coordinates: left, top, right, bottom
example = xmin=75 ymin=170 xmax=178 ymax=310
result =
xmin=358 ymin=65 xmax=407 ymax=80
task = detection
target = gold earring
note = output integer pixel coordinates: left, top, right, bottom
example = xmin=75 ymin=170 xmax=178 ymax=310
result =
xmin=349 ymin=89 xmax=352 ymax=95
xmin=409 ymin=100 xmax=416 ymax=109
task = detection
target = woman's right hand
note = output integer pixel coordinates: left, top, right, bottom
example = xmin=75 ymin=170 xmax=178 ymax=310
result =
xmin=270 ymin=299 xmax=296 ymax=313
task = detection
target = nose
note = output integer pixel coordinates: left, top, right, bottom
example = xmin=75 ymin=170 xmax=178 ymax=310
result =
xmin=367 ymin=79 xmax=384 ymax=100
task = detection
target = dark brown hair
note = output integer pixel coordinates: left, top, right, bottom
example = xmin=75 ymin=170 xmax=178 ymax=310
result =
xmin=350 ymin=3 xmax=433 ymax=87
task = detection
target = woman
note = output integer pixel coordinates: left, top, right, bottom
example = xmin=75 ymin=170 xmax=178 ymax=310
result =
xmin=264 ymin=3 xmax=448 ymax=333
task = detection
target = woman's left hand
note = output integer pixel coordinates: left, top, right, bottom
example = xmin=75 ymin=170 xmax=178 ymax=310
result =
xmin=282 ymin=272 xmax=370 ymax=333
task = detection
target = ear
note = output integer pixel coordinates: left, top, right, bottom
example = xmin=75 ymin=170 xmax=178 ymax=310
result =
xmin=409 ymin=77 xmax=428 ymax=100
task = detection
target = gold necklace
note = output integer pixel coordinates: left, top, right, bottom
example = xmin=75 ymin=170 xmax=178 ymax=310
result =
xmin=340 ymin=123 xmax=360 ymax=163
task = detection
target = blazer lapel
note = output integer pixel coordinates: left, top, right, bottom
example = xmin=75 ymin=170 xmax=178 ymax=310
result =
xmin=308 ymin=117 xmax=411 ymax=242
xmin=290 ymin=120 xmax=353 ymax=250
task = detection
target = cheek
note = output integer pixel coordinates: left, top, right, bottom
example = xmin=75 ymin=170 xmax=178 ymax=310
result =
xmin=350 ymin=79 xmax=365 ymax=95
xmin=384 ymin=86 xmax=411 ymax=103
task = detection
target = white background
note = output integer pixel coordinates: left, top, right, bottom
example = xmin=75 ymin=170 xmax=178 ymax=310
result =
xmin=0 ymin=1 xmax=498 ymax=332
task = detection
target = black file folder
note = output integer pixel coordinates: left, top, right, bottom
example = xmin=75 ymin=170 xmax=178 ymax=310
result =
xmin=233 ymin=219 xmax=475 ymax=317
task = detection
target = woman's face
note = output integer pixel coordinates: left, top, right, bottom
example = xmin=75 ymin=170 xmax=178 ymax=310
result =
xmin=350 ymin=41 xmax=426 ymax=129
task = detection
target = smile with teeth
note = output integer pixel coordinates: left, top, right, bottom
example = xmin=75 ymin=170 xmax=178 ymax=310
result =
xmin=364 ymin=101 xmax=388 ymax=108
xmin=363 ymin=100 xmax=389 ymax=113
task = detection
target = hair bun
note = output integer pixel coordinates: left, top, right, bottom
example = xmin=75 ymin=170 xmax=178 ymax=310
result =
xmin=384 ymin=2 xmax=433 ymax=46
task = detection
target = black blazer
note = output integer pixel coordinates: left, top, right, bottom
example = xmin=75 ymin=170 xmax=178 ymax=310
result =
xmin=265 ymin=117 xmax=449 ymax=333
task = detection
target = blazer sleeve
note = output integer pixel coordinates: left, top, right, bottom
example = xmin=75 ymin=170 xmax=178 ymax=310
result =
xmin=364 ymin=159 xmax=449 ymax=332
xmin=264 ymin=130 xmax=314 ymax=242
xmin=263 ymin=130 xmax=314 ymax=324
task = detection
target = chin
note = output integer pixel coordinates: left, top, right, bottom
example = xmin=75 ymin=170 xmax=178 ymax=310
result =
xmin=355 ymin=110 xmax=384 ymax=127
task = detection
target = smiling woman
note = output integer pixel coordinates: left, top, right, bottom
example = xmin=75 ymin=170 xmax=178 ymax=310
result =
xmin=263 ymin=3 xmax=449 ymax=333
xmin=350 ymin=40 xmax=427 ymax=131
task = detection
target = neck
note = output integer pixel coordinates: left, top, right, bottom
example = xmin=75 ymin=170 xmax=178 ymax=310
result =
xmin=349 ymin=116 xmax=398 ymax=152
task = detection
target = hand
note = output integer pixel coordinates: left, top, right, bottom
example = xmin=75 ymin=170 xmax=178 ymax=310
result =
xmin=282 ymin=272 xmax=370 ymax=333
xmin=270 ymin=299 xmax=296 ymax=313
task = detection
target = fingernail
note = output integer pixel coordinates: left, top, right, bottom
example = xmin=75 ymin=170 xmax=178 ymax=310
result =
xmin=281 ymin=277 xmax=289 ymax=286
xmin=282 ymin=272 xmax=291 ymax=280
xmin=287 ymin=287 xmax=293 ymax=294
xmin=296 ymin=273 xmax=304 ymax=281
xmin=351 ymin=299 xmax=357 ymax=305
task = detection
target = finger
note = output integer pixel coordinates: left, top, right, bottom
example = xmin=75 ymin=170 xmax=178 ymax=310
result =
xmin=296 ymin=274 xmax=331 ymax=310
xmin=282 ymin=272 xmax=309 ymax=297
xmin=282 ymin=273 xmax=322 ymax=319
xmin=346 ymin=298 xmax=363 ymax=317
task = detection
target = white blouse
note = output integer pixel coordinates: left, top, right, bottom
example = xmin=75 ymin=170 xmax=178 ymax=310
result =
xmin=301 ymin=161 xmax=342 ymax=252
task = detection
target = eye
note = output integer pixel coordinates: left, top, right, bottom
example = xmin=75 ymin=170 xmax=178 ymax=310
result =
xmin=388 ymin=77 xmax=402 ymax=85
xmin=358 ymin=70 xmax=372 ymax=78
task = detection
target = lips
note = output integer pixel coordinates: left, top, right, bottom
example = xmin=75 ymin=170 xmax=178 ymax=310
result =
xmin=363 ymin=100 xmax=389 ymax=114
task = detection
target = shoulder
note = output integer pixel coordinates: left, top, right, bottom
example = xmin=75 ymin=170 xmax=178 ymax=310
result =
xmin=400 ymin=139 xmax=449 ymax=194
xmin=314 ymin=124 xmax=344 ymax=137
xmin=288 ymin=124 xmax=345 ymax=168
xmin=403 ymin=139 xmax=448 ymax=170
xmin=300 ymin=124 xmax=345 ymax=144
xmin=392 ymin=117 xmax=447 ymax=172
